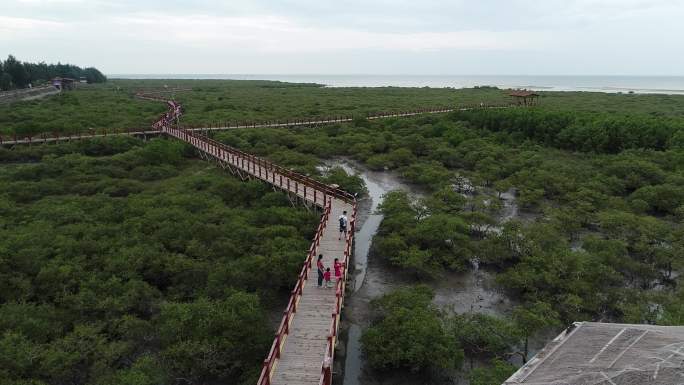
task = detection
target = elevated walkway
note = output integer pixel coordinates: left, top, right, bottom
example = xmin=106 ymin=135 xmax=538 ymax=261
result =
xmin=162 ymin=119 xmax=356 ymax=385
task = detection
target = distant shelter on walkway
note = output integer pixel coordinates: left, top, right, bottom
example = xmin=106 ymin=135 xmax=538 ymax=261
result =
xmin=51 ymin=77 xmax=77 ymax=91
xmin=509 ymin=90 xmax=539 ymax=106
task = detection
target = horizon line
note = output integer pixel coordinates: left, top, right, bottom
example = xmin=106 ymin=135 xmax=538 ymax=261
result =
xmin=107 ymin=73 xmax=684 ymax=77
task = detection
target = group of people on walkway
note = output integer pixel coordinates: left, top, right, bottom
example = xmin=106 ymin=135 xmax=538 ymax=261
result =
xmin=317 ymin=255 xmax=345 ymax=289
xmin=316 ymin=211 xmax=349 ymax=288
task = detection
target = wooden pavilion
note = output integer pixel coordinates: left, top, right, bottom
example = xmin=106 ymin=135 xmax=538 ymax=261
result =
xmin=509 ymin=90 xmax=539 ymax=106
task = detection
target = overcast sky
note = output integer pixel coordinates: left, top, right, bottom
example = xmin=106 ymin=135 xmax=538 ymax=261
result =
xmin=1 ymin=0 xmax=683 ymax=75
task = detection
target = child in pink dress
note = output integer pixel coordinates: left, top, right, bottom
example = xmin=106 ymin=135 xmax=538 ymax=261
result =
xmin=324 ymin=268 xmax=332 ymax=288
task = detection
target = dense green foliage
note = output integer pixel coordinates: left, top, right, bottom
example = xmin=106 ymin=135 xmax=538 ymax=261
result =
xmin=172 ymin=81 xmax=504 ymax=125
xmin=212 ymin=93 xmax=684 ymax=380
xmin=219 ymin=109 xmax=684 ymax=325
xmin=468 ymin=359 xmax=517 ymax=385
xmin=0 ymin=88 xmax=165 ymax=137
xmin=361 ymin=287 xmax=548 ymax=380
xmin=5 ymin=78 xmax=684 ymax=140
xmin=373 ymin=190 xmax=471 ymax=277
xmin=0 ymin=138 xmax=319 ymax=385
xmin=0 ymin=55 xmax=106 ymax=90
xmin=3 ymin=79 xmax=684 ymax=382
xmin=320 ymin=166 xmax=368 ymax=197
xmin=451 ymin=108 xmax=683 ymax=152
xmin=450 ymin=313 xmax=520 ymax=363
xmin=361 ymin=286 xmax=463 ymax=373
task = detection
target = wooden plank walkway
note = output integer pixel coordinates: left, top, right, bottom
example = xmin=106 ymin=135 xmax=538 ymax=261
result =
xmin=0 ymin=105 xmax=510 ymax=146
xmin=269 ymin=200 xmax=352 ymax=385
xmin=163 ymin=124 xmax=356 ymax=385
xmin=1 ymin=108 xmax=448 ymax=145
xmin=2 ymin=97 xmax=508 ymax=384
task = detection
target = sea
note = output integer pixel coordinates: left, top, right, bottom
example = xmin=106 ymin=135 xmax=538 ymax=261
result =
xmin=109 ymin=74 xmax=684 ymax=95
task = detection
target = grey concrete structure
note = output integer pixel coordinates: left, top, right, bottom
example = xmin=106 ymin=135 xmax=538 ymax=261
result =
xmin=504 ymin=322 xmax=684 ymax=385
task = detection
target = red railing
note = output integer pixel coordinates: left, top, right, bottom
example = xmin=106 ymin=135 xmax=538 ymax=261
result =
xmin=0 ymin=97 xmax=478 ymax=383
xmin=161 ymin=128 xmax=361 ymax=384
xmin=153 ymin=102 xmax=355 ymax=385
xmin=257 ymin=199 xmax=332 ymax=385
xmin=1 ymin=103 xmax=513 ymax=146
xmin=200 ymin=133 xmax=355 ymax=204
xmin=164 ymin=124 xmax=355 ymax=205
xmin=179 ymin=103 xmax=511 ymax=132
xmin=153 ymin=103 xmax=358 ymax=385
xmin=319 ymin=203 xmax=357 ymax=385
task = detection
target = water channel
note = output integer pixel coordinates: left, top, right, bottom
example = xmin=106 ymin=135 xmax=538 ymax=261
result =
xmin=318 ymin=159 xmax=518 ymax=385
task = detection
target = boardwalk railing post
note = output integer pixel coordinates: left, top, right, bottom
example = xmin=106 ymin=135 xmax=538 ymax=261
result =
xmin=323 ymin=355 xmax=332 ymax=385
xmin=261 ymin=360 xmax=271 ymax=385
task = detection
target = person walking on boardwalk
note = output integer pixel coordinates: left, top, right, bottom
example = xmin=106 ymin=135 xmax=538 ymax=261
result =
xmin=317 ymin=254 xmax=325 ymax=288
xmin=338 ymin=210 xmax=348 ymax=240
xmin=334 ymin=258 xmax=344 ymax=282
xmin=324 ymin=268 xmax=332 ymax=288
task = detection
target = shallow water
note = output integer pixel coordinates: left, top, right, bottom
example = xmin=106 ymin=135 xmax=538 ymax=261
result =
xmin=499 ymin=189 xmax=519 ymax=222
xmin=323 ymin=160 xmax=426 ymax=385
xmin=331 ymin=161 xmax=424 ymax=293
xmin=114 ymin=74 xmax=684 ymax=95
xmin=329 ymin=159 xmax=514 ymax=385
xmin=322 ymin=158 xmax=562 ymax=384
xmin=432 ymin=268 xmax=510 ymax=315
xmin=342 ymin=324 xmax=364 ymax=385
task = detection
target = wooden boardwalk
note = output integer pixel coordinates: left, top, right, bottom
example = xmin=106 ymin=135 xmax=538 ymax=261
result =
xmin=0 ymin=105 xmax=510 ymax=146
xmin=163 ymin=123 xmax=356 ymax=385
xmin=3 ymin=96 xmax=508 ymax=385
xmin=1 ymin=108 xmax=451 ymax=145
xmin=269 ymin=201 xmax=352 ymax=385
xmin=5 ymin=94 xmax=362 ymax=384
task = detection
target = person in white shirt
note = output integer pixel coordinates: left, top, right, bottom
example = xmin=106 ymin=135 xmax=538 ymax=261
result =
xmin=338 ymin=211 xmax=348 ymax=240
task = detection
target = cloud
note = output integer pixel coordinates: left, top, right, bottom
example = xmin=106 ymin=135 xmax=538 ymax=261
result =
xmin=16 ymin=0 xmax=86 ymax=3
xmin=0 ymin=16 xmax=66 ymax=39
xmin=109 ymin=13 xmax=546 ymax=53
xmin=1 ymin=0 xmax=683 ymax=74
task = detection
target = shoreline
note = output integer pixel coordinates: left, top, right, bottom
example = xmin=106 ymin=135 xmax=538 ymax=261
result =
xmin=106 ymin=75 xmax=684 ymax=95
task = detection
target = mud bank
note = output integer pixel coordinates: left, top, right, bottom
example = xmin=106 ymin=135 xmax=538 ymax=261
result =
xmin=321 ymin=159 xmax=518 ymax=385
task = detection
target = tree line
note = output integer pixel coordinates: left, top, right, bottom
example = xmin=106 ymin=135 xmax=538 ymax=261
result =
xmin=0 ymin=55 xmax=107 ymax=91
xmin=450 ymin=108 xmax=684 ymax=153
xmin=0 ymin=138 xmax=321 ymax=385
xmin=214 ymin=106 xmax=683 ymax=383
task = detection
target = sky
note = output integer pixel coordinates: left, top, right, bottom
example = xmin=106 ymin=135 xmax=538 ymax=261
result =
xmin=1 ymin=0 xmax=683 ymax=75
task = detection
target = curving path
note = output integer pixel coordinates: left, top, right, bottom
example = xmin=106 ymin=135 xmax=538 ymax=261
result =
xmin=0 ymin=93 xmax=509 ymax=146
xmin=3 ymin=92 xmax=510 ymax=385
xmin=158 ymin=101 xmax=356 ymax=385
